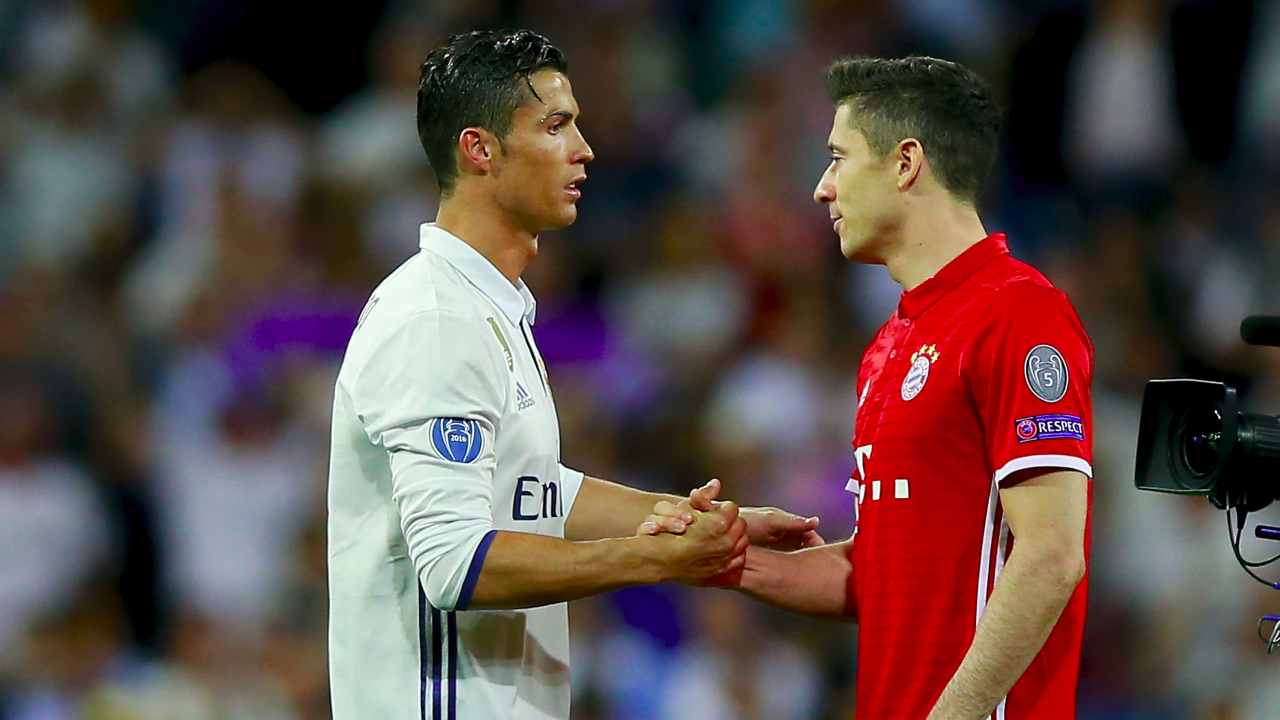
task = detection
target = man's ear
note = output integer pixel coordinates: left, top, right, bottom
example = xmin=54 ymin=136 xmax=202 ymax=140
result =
xmin=457 ymin=127 xmax=499 ymax=178
xmin=894 ymin=137 xmax=925 ymax=192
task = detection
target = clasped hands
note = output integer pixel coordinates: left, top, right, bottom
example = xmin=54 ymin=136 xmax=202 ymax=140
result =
xmin=635 ymin=479 xmax=824 ymax=587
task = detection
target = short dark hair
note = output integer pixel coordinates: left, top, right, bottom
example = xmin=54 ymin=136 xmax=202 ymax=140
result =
xmin=416 ymin=29 xmax=567 ymax=194
xmin=825 ymin=56 xmax=1001 ymax=203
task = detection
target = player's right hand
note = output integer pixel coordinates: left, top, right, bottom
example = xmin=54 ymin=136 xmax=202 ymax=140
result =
xmin=636 ymin=478 xmax=720 ymax=536
xmin=645 ymin=501 xmax=747 ymax=586
xmin=638 ymin=478 xmax=822 ymax=551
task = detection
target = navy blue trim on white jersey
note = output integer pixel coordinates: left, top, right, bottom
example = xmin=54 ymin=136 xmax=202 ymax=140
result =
xmin=431 ymin=605 xmax=443 ymax=718
xmin=418 ymin=589 xmax=428 ymax=719
xmin=456 ymin=529 xmax=498 ymax=611
xmin=421 ymin=591 xmax=461 ymax=719
xmin=448 ymin=611 xmax=459 ymax=719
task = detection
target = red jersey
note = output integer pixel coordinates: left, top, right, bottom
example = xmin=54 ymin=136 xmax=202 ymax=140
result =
xmin=846 ymin=233 xmax=1093 ymax=719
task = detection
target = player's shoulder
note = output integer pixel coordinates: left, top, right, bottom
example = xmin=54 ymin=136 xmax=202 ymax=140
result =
xmin=341 ymin=253 xmax=497 ymax=374
xmin=357 ymin=252 xmax=499 ymax=342
xmin=367 ymin=250 xmax=488 ymax=322
xmin=978 ymin=256 xmax=1081 ymax=318
xmin=971 ymin=258 xmax=1093 ymax=357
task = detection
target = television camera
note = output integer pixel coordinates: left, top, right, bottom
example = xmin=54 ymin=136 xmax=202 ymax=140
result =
xmin=1135 ymin=315 xmax=1280 ymax=651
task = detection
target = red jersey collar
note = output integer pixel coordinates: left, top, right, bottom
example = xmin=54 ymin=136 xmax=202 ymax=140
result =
xmin=897 ymin=233 xmax=1009 ymax=320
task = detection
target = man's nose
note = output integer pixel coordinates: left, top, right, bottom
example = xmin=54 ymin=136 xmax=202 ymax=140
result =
xmin=575 ymin=133 xmax=594 ymax=164
xmin=814 ymin=178 xmax=834 ymax=205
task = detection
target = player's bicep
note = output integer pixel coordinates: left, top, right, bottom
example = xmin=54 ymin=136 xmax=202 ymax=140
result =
xmin=389 ymin=443 xmax=497 ymax=610
xmin=998 ymin=469 xmax=1087 ymax=571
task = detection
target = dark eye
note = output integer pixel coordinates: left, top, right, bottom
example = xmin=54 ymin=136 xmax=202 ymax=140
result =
xmin=549 ymin=122 xmax=563 ymax=135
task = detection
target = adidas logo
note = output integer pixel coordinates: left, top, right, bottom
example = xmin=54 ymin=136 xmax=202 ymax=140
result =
xmin=516 ymin=382 xmax=536 ymax=411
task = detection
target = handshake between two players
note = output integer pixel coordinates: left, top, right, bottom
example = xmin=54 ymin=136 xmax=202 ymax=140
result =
xmin=636 ymin=478 xmax=824 ymax=588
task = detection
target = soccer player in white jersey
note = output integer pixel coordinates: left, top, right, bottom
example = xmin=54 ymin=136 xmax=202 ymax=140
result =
xmin=327 ymin=29 xmax=822 ymax=720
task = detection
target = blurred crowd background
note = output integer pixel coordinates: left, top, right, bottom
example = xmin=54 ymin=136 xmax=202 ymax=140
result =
xmin=3 ymin=0 xmax=1280 ymax=717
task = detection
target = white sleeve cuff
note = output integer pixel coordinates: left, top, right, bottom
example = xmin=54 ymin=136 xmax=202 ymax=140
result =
xmin=993 ymin=454 xmax=1093 ymax=485
xmin=414 ymin=520 xmax=494 ymax=612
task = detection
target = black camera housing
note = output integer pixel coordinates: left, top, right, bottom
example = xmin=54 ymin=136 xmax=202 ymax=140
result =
xmin=1135 ymin=317 xmax=1280 ymax=614
xmin=1135 ymin=378 xmax=1280 ymax=513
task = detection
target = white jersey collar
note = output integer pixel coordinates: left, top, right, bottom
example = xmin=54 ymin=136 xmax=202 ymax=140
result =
xmin=419 ymin=223 xmax=537 ymax=326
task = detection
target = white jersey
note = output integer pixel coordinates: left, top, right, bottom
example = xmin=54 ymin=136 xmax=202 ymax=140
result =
xmin=328 ymin=223 xmax=584 ymax=719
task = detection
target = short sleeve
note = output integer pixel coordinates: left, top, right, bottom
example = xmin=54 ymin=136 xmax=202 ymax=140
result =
xmin=349 ymin=309 xmax=509 ymax=610
xmin=557 ymin=463 xmax=586 ymax=524
xmin=966 ymin=284 xmax=1094 ymax=486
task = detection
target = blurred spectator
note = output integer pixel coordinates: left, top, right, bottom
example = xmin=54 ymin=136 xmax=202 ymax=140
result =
xmin=1240 ymin=0 xmax=1280 ymax=173
xmin=0 ymin=377 xmax=110 ymax=672
xmin=318 ymin=13 xmax=432 ymax=191
xmin=605 ymin=202 xmax=749 ymax=372
xmin=1066 ymin=0 xmax=1182 ymax=204
xmin=4 ymin=70 xmax=135 ymax=272
xmin=661 ymin=593 xmax=820 ymax=720
xmin=123 ymin=65 xmax=306 ymax=335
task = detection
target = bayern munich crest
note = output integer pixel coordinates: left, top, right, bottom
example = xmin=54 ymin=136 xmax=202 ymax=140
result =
xmin=901 ymin=344 xmax=940 ymax=401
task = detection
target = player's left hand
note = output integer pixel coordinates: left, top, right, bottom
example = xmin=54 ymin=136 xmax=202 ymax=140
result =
xmin=739 ymin=506 xmax=824 ymax=551
xmin=637 ymin=478 xmax=824 ymax=551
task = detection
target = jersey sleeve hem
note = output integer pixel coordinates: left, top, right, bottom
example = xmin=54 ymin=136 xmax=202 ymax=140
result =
xmin=455 ymin=528 xmax=499 ymax=611
xmin=993 ymin=454 xmax=1093 ymax=485
xmin=557 ymin=464 xmax=586 ymax=522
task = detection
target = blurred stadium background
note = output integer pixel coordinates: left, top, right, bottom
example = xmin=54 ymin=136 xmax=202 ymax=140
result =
xmin=2 ymin=0 xmax=1280 ymax=717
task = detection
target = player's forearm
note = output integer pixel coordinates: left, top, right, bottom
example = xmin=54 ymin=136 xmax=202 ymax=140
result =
xmin=927 ymin=542 xmax=1084 ymax=719
xmin=737 ymin=541 xmax=854 ymax=619
xmin=465 ymin=530 xmax=668 ymax=610
xmin=564 ymin=475 xmax=682 ymax=541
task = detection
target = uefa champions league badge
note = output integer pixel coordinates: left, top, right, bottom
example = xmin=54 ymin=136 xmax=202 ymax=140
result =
xmin=901 ymin=344 xmax=940 ymax=401
xmin=429 ymin=418 xmax=484 ymax=463
xmin=1024 ymin=344 xmax=1069 ymax=403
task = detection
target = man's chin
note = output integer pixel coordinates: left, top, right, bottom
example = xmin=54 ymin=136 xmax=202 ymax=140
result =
xmin=840 ymin=237 xmax=879 ymax=264
xmin=546 ymin=205 xmax=578 ymax=230
xmin=838 ymin=235 xmax=861 ymax=260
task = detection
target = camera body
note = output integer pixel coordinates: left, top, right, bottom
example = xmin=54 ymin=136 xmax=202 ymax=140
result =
xmin=1135 ymin=379 xmax=1280 ymax=512
xmin=1134 ymin=316 xmax=1280 ymax=513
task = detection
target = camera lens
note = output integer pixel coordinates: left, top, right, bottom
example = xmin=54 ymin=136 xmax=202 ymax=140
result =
xmin=1179 ymin=406 xmax=1223 ymax=479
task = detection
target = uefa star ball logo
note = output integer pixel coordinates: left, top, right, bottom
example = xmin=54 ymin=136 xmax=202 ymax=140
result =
xmin=901 ymin=344 xmax=940 ymax=401
xmin=1016 ymin=417 xmax=1038 ymax=441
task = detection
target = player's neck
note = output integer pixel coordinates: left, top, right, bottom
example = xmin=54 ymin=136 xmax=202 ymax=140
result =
xmin=435 ymin=192 xmax=538 ymax=286
xmin=883 ymin=201 xmax=989 ymax=292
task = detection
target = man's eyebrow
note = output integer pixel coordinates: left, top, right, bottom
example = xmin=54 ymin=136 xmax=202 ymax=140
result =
xmin=540 ymin=110 xmax=576 ymax=123
xmin=828 ymin=142 xmax=846 ymax=153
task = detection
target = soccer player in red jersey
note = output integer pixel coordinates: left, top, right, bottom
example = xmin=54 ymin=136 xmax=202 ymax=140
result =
xmin=643 ymin=56 xmax=1093 ymax=719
